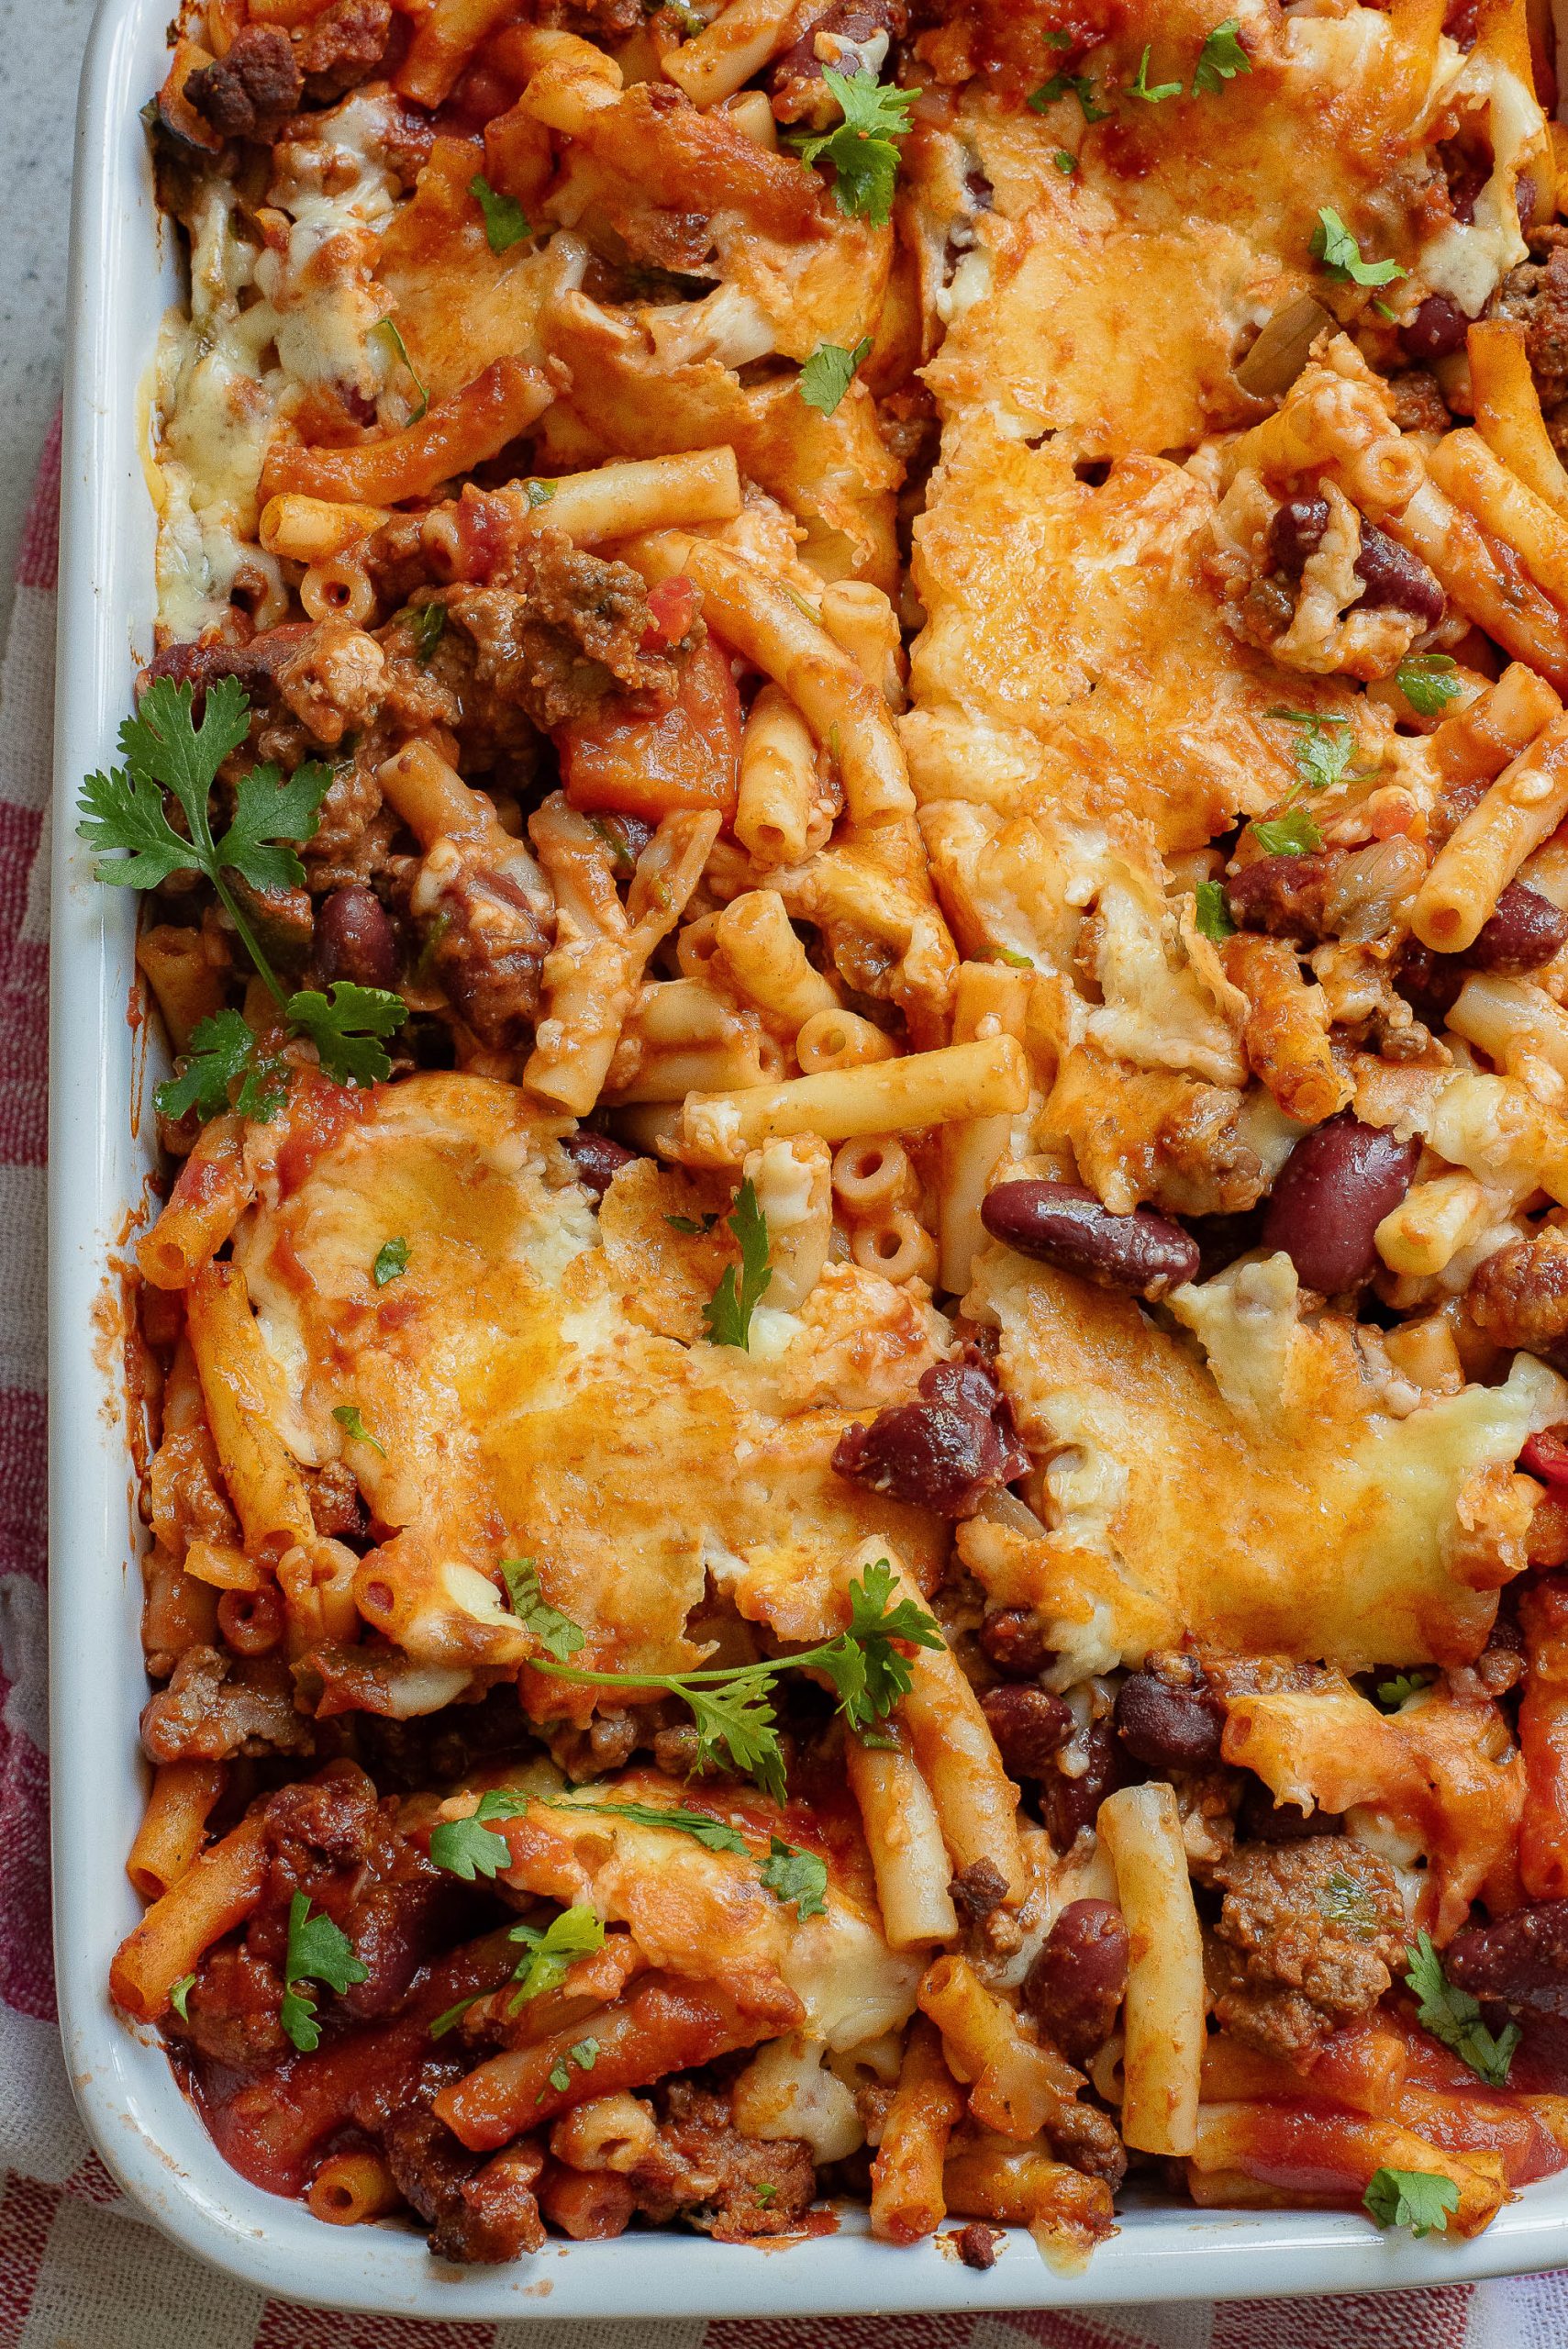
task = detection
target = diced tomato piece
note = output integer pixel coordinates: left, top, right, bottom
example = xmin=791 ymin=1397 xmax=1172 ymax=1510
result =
xmin=1522 ymin=1428 xmax=1568 ymax=1487
xmin=640 ymin=574 xmax=700 ymax=650
xmin=559 ymin=634 xmax=741 ymax=824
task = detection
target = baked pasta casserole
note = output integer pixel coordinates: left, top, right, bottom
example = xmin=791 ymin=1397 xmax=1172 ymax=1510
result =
xmin=92 ymin=0 xmax=1568 ymax=2267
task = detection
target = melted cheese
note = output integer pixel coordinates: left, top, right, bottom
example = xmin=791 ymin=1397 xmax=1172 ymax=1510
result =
xmin=234 ymin=1073 xmax=947 ymax=1690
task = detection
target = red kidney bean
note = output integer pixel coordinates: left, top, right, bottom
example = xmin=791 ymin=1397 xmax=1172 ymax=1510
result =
xmin=978 ymin=1606 xmax=1053 ymax=1680
xmin=1225 ymin=850 xmax=1339 ymax=943
xmin=1393 ymin=940 xmax=1465 ymax=1028
xmin=982 ymin=1685 xmax=1074 ymax=1778
xmin=1268 ymin=495 xmax=1329 ymax=577
xmin=313 ymin=885 xmax=398 ymax=989
xmin=561 ymin=1130 xmax=638 ymax=1199
xmin=1260 ymin=1113 xmax=1422 ymax=1293
xmin=1399 ymin=294 xmax=1469 ymax=362
xmin=1040 ymin=1722 xmax=1129 ymax=1849
xmin=1024 ymin=1899 xmax=1129 ymax=2063
xmin=1353 ymin=525 xmax=1446 ymax=625
xmin=980 ymin=1181 xmax=1199 ymax=1302
xmin=831 ymin=1353 xmax=1029 ymax=1516
xmin=1114 ymin=1663 xmax=1225 ymax=1768
xmin=1467 ymin=881 xmax=1568 ymax=974
xmin=1446 ymin=1898 xmax=1568 ymax=2012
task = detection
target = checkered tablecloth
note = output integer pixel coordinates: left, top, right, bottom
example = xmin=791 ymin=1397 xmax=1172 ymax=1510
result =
xmin=7 ymin=417 xmax=1568 ymax=2343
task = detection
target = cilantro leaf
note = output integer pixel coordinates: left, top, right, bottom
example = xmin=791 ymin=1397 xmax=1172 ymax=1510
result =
xmin=374 ymin=316 xmax=428 ymax=422
xmin=429 ymin=1789 xmax=530 ymax=1881
xmin=1312 ymin=206 xmax=1407 ymax=290
xmin=215 ymin=758 xmax=331 ymax=897
xmin=703 ymin=1176 xmax=773 ymax=1348
xmin=818 ymin=1558 xmax=945 ymax=1731
xmin=1251 ymin=809 xmax=1324 ymax=857
xmin=1129 ymin=44 xmax=1182 ymax=101
xmin=399 ymin=601 xmax=446 ymax=664
xmin=761 ymin=1836 xmax=828 ymax=1920
xmin=285 ymin=981 xmax=406 ymax=1087
xmin=1052 ymin=150 xmax=1077 ymax=173
xmin=1396 ymin=653 xmax=1464 ymax=718
xmin=1027 ymin=71 xmax=1110 ymax=122
xmin=1192 ymin=17 xmax=1250 ymax=94
xmin=1363 ymin=2166 xmax=1460 ymax=2237
xmin=569 ymin=2037 xmax=599 ymax=2069
xmin=1194 ymin=880 xmax=1236 ymax=943
xmin=332 ymin=1402 xmax=385 ymax=1458
xmin=279 ymin=1891 xmax=368 ymax=2053
xmin=500 ymin=1558 xmax=585 ymax=1662
xmin=169 ymin=1972 xmax=195 ymax=2021
xmin=1405 ymin=1932 xmax=1520 ymax=2087
xmin=799 ymin=335 xmax=873 ymax=417
xmin=1376 ymin=1671 xmax=1432 ymax=1709
xmin=791 ymin=67 xmax=919 ymax=228
xmin=373 ymin=1236 xmax=409 ymax=1286
xmin=79 ymin=675 xmax=252 ymax=889
xmin=1268 ymin=707 xmax=1357 ymax=796
xmin=155 ymin=1008 xmax=289 ymax=1125
xmin=470 ymin=173 xmax=530 ymax=253
xmin=508 ymin=1905 xmax=606 ymax=2010
xmin=559 ymin=1797 xmax=751 ymax=1854
xmin=685 ymin=1674 xmax=787 ymax=1801
xmin=665 ymin=1211 xmax=720 ymax=1234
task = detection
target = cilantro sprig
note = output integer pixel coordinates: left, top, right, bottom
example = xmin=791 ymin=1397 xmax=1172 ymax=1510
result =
xmin=1252 ymin=809 xmax=1324 ymax=858
xmin=278 ymin=1893 xmax=368 ymax=2053
xmin=523 ymin=1557 xmax=943 ymax=1802
xmin=1129 ymin=44 xmax=1182 ymax=102
xmin=431 ymin=1904 xmax=605 ymax=2038
xmin=1312 ymin=206 xmax=1407 ymax=290
xmin=332 ymin=1402 xmax=385 ymax=1457
xmin=1194 ymin=879 xmax=1236 ymax=943
xmin=1028 ymin=70 xmax=1109 ymax=122
xmin=1405 ymin=1932 xmax=1520 ymax=2087
xmin=791 ymin=68 xmax=919 ymax=228
xmin=703 ymin=1177 xmax=773 ymax=1349
xmin=1375 ymin=1671 xmax=1432 ymax=1710
xmin=373 ymin=1237 xmax=409 ymax=1286
xmin=1193 ymin=18 xmax=1250 ymax=94
xmin=1248 ymin=708 xmax=1366 ymax=857
xmin=79 ymin=679 xmax=408 ymax=1094
xmin=470 ymin=173 xmax=529 ymax=253
xmin=799 ymin=335 xmax=873 ymax=417
xmin=1396 ymin=653 xmax=1464 ymax=718
xmin=1363 ymin=2166 xmax=1459 ymax=2237
xmin=500 ymin=1558 xmax=585 ymax=1662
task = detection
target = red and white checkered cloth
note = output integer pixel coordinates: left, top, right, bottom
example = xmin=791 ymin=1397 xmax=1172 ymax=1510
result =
xmin=6 ymin=423 xmax=1568 ymax=2345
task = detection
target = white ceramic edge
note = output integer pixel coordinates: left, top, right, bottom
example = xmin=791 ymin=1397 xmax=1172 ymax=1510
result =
xmin=44 ymin=0 xmax=1568 ymax=2312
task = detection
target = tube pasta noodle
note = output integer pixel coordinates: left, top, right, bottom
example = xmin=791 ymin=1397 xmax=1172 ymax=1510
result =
xmin=426 ymin=451 xmax=744 ymax=565
xmin=1412 ymin=711 xmax=1568 ymax=950
xmin=109 ymin=1815 xmax=270 ymax=2021
xmin=736 ymin=683 xmax=819 ymax=867
xmin=938 ymin=961 xmax=1030 ymax=1296
xmin=1429 ymin=429 xmax=1568 ymax=611
xmin=679 ymin=1035 xmax=1031 ymax=1163
xmin=126 ymin=1761 xmax=226 ymax=1899
xmin=138 ymin=1116 xmax=253 ymax=1288
xmin=259 ymin=494 xmax=395 ymax=561
xmin=1097 ymin=1784 xmax=1205 ymax=2158
xmin=918 ymin=1954 xmax=1081 ymax=2138
xmin=261 ymin=360 xmax=554 ymax=507
xmin=1383 ymin=482 xmax=1568 ymax=691
xmin=869 ymin=2018 xmax=964 ymax=2242
xmin=844 ymin=1728 xmax=960 ymax=1951
xmin=307 ymin=2150 xmax=404 ymax=2226
xmin=660 ymin=0 xmax=806 ymax=106
xmin=713 ymin=889 xmax=840 ymax=1031
xmin=1468 ymin=320 xmax=1568 ymax=521
xmin=136 ymin=923 xmax=227 ymax=1053
xmin=185 ymin=1263 xmax=317 ymax=1559
xmin=796 ymin=1008 xmax=899 ymax=1073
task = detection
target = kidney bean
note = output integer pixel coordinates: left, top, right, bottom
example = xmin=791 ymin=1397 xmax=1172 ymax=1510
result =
xmin=983 ymin=1685 xmax=1074 ymax=1777
xmin=562 ymin=1130 xmax=638 ymax=1199
xmin=981 ymin=1181 xmax=1199 ymax=1302
xmin=831 ymin=1353 xmax=1029 ymax=1516
xmin=1446 ymin=1898 xmax=1568 ymax=2013
xmin=1024 ymin=1899 xmax=1129 ymax=2063
xmin=978 ymin=1606 xmax=1053 ymax=1680
xmin=1467 ymin=881 xmax=1568 ymax=974
xmin=1114 ymin=1664 xmax=1225 ymax=1768
xmin=1353 ymin=525 xmax=1446 ymax=625
xmin=1399 ymin=295 xmax=1469 ymax=363
xmin=1393 ymin=940 xmax=1465 ymax=1028
xmin=1260 ymin=1112 xmax=1422 ymax=1293
xmin=313 ymin=885 xmax=398 ymax=989
xmin=1040 ymin=1722 xmax=1129 ymax=1849
xmin=1268 ymin=495 xmax=1329 ymax=577
xmin=1225 ymin=850 xmax=1339 ymax=943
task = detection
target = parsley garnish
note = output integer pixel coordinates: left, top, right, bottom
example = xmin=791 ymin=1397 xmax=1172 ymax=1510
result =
xmin=509 ymin=1907 xmax=606 ymax=2011
xmin=156 ymin=1008 xmax=289 ymax=1125
xmin=1269 ymin=707 xmax=1358 ymax=796
xmin=428 ymin=1789 xmax=529 ymax=1882
xmin=1194 ymin=880 xmax=1236 ymax=943
xmin=1312 ymin=206 xmax=1407 ymax=290
xmin=373 ymin=1237 xmax=409 ymax=1286
xmin=526 ymin=1558 xmax=944 ymax=1802
xmin=1396 ymin=653 xmax=1464 ymax=718
xmin=1129 ymin=44 xmax=1182 ymax=101
xmin=470 ymin=173 xmax=529 ymax=253
xmin=169 ymin=1972 xmax=195 ymax=2021
xmin=373 ymin=316 xmax=428 ymax=421
xmin=332 ymin=1402 xmax=385 ymax=1458
xmin=1363 ymin=2167 xmax=1459 ymax=2238
xmin=402 ymin=601 xmax=446 ymax=664
xmin=540 ymin=2039 xmax=600 ymax=2101
xmin=1052 ymin=150 xmax=1077 ymax=173
xmin=791 ymin=67 xmax=919 ymax=228
xmin=500 ymin=1558 xmax=585 ymax=1662
xmin=665 ymin=1210 xmax=720 ymax=1234
xmin=1251 ymin=810 xmax=1324 ymax=857
xmin=703 ymin=1177 xmax=773 ymax=1349
xmin=1028 ymin=70 xmax=1110 ymax=122
xmin=760 ymin=1837 xmax=828 ymax=1920
xmin=1375 ymin=1671 xmax=1432 ymax=1709
xmin=1405 ymin=1931 xmax=1520 ymax=2088
xmin=77 ymin=680 xmax=407 ymax=1090
xmin=1192 ymin=18 xmax=1250 ymax=94
xmin=278 ymin=1893 xmax=368 ymax=2053
xmin=799 ymin=335 xmax=873 ymax=417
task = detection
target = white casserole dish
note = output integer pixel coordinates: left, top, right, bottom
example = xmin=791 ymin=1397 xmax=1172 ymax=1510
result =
xmin=45 ymin=0 xmax=1568 ymax=2311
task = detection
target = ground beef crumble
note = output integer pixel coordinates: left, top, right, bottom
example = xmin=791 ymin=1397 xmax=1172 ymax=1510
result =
xmin=1207 ymin=1835 xmax=1408 ymax=2063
